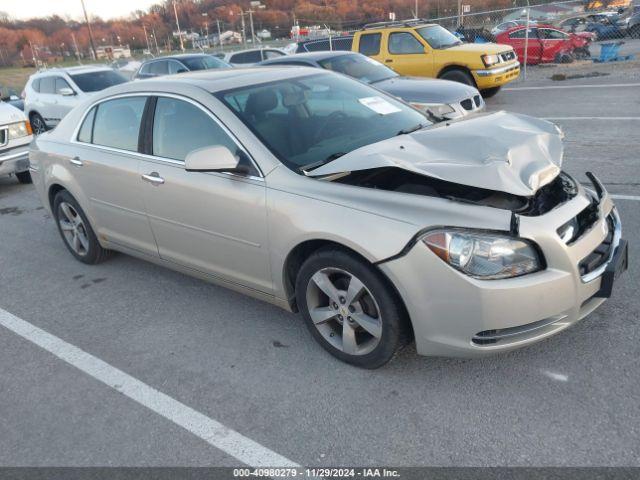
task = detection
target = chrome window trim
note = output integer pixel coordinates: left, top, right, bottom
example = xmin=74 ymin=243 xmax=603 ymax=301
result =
xmin=0 ymin=126 xmax=8 ymax=148
xmin=70 ymin=91 xmax=264 ymax=180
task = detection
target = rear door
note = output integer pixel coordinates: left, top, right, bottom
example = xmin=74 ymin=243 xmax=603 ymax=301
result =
xmin=507 ymin=27 xmax=542 ymax=64
xmin=72 ymin=95 xmax=159 ymax=255
xmin=137 ymin=95 xmax=272 ymax=292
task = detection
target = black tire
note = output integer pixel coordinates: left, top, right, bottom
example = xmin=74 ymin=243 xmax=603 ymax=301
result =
xmin=438 ymin=68 xmax=476 ymax=87
xmin=53 ymin=190 xmax=112 ymax=264
xmin=15 ymin=171 xmax=32 ymax=184
xmin=480 ymin=86 xmax=501 ymax=98
xmin=29 ymin=112 xmax=47 ymax=135
xmin=295 ymin=248 xmax=411 ymax=369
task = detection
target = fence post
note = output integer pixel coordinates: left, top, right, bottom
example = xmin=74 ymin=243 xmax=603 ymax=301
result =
xmin=523 ymin=6 xmax=530 ymax=81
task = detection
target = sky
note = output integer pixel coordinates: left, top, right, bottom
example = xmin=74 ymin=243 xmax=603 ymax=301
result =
xmin=2 ymin=0 xmax=160 ymax=20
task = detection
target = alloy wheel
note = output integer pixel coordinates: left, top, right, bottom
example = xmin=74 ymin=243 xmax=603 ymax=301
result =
xmin=57 ymin=202 xmax=90 ymax=256
xmin=305 ymin=267 xmax=383 ymax=356
xmin=31 ymin=115 xmax=46 ymax=135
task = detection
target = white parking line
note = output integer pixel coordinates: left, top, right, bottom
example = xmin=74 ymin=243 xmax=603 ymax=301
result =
xmin=542 ymin=117 xmax=640 ymax=120
xmin=0 ymin=307 xmax=298 ymax=468
xmin=504 ymin=83 xmax=640 ymax=91
xmin=611 ymin=194 xmax=640 ymax=201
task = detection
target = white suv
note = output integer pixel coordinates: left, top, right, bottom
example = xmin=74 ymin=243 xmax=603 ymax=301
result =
xmin=23 ymin=65 xmax=127 ymax=134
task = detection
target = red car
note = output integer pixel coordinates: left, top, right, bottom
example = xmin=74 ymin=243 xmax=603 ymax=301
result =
xmin=496 ymin=25 xmax=592 ymax=64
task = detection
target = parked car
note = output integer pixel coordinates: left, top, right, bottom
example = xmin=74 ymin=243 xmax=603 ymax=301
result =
xmin=23 ymin=65 xmax=128 ymax=134
xmin=259 ymin=51 xmax=484 ymax=120
xmin=491 ymin=20 xmax=538 ymax=35
xmin=293 ymin=36 xmax=355 ymax=53
xmin=1 ymin=86 xmax=24 ymax=111
xmin=558 ymin=13 xmax=627 ymax=40
xmin=30 ymin=68 xmax=627 ymax=368
xmin=495 ymin=26 xmax=587 ymax=64
xmin=625 ymin=11 xmax=640 ymax=37
xmin=213 ymin=48 xmax=287 ymax=66
xmin=351 ymin=19 xmax=520 ymax=98
xmin=134 ymin=54 xmax=231 ymax=80
xmin=0 ymin=101 xmax=33 ymax=184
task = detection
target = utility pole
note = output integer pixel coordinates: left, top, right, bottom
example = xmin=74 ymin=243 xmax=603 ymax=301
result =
xmin=173 ymin=1 xmax=185 ymax=51
xmin=80 ymin=0 xmax=97 ymax=60
xmin=216 ymin=19 xmax=222 ymax=47
xmin=71 ymin=32 xmax=82 ymax=63
xmin=415 ymin=0 xmax=419 ymax=19
xmin=152 ymin=28 xmax=159 ymax=54
xmin=247 ymin=8 xmax=256 ymax=44
xmin=142 ymin=24 xmax=151 ymax=53
xmin=241 ymin=11 xmax=247 ymax=48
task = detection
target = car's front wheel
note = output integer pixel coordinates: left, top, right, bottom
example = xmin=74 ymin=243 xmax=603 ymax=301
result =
xmin=29 ymin=112 xmax=47 ymax=135
xmin=295 ymin=248 xmax=410 ymax=369
xmin=53 ymin=190 xmax=112 ymax=264
xmin=480 ymin=86 xmax=502 ymax=98
xmin=439 ymin=68 xmax=476 ymax=87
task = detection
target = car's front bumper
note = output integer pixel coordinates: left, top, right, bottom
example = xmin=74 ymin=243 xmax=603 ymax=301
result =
xmin=0 ymin=144 xmax=30 ymax=176
xmin=378 ymin=177 xmax=627 ymax=357
xmin=472 ymin=61 xmax=520 ymax=89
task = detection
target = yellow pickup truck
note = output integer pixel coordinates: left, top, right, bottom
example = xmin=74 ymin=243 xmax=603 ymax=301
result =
xmin=351 ymin=20 xmax=520 ymax=97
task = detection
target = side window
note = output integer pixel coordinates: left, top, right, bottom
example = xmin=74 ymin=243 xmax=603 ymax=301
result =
xmin=152 ymin=97 xmax=253 ymax=173
xmin=55 ymin=77 xmax=72 ymax=94
xmin=509 ymin=28 xmax=533 ymax=39
xmin=31 ymin=78 xmax=41 ymax=93
xmin=139 ymin=63 xmax=151 ymax=75
xmin=263 ymin=50 xmax=285 ymax=60
xmin=92 ymin=97 xmax=146 ymax=151
xmin=168 ymin=60 xmax=187 ymax=74
xmin=388 ymin=32 xmax=424 ymax=54
xmin=77 ymin=106 xmax=97 ymax=143
xmin=358 ymin=33 xmax=381 ymax=56
xmin=39 ymin=77 xmax=56 ymax=94
xmin=541 ymin=29 xmax=567 ymax=39
xmin=230 ymin=51 xmax=262 ymax=64
xmin=149 ymin=61 xmax=168 ymax=75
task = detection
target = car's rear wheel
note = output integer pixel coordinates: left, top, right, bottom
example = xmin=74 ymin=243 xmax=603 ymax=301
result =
xmin=29 ymin=112 xmax=47 ymax=135
xmin=295 ymin=248 xmax=410 ymax=369
xmin=480 ymin=86 xmax=502 ymax=98
xmin=53 ymin=190 xmax=112 ymax=264
xmin=15 ymin=171 xmax=32 ymax=184
xmin=439 ymin=68 xmax=476 ymax=87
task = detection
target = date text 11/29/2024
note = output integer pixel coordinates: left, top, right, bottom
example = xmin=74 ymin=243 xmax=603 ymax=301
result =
xmin=233 ymin=467 xmax=400 ymax=477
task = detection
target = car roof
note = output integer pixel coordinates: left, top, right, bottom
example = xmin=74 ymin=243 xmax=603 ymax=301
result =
xmin=110 ymin=66 xmax=321 ymax=94
xmin=141 ymin=54 xmax=213 ymax=64
xmin=262 ymin=51 xmax=358 ymax=63
xmin=34 ymin=65 xmax=113 ymax=76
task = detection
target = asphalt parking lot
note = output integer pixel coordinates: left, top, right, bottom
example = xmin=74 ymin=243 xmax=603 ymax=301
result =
xmin=0 ymin=77 xmax=639 ymax=469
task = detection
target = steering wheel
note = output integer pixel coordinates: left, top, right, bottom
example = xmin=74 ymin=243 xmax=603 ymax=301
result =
xmin=314 ymin=111 xmax=349 ymax=143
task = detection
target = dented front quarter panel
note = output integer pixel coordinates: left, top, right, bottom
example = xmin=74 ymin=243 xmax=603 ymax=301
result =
xmin=308 ymin=111 xmax=563 ymax=197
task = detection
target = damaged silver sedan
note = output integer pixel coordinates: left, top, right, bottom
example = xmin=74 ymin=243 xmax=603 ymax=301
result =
xmin=30 ymin=68 xmax=628 ymax=368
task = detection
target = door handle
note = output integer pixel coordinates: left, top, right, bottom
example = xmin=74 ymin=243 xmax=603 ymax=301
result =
xmin=385 ymin=59 xmax=393 ymax=63
xmin=69 ymin=156 xmax=83 ymax=166
xmin=141 ymin=172 xmax=165 ymax=185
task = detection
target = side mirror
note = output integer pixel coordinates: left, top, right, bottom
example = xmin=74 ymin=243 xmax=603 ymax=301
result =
xmin=185 ymin=145 xmax=246 ymax=174
xmin=59 ymin=87 xmax=75 ymax=96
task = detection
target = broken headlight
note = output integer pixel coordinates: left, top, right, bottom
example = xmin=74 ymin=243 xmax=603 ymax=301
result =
xmin=421 ymin=229 xmax=542 ymax=279
xmin=410 ymin=102 xmax=455 ymax=118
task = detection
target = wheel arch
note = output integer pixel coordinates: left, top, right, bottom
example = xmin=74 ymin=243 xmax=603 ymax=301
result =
xmin=282 ymin=239 xmax=413 ymax=339
xmin=437 ymin=64 xmax=477 ymax=87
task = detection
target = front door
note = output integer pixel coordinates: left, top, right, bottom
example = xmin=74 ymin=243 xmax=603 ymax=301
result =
xmin=382 ymin=31 xmax=433 ymax=77
xmin=138 ymin=95 xmax=272 ymax=293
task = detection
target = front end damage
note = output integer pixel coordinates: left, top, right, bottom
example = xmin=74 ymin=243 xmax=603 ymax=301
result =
xmin=307 ymin=111 xmax=628 ymax=356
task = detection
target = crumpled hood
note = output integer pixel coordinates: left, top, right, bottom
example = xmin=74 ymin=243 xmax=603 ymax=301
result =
xmin=307 ymin=111 xmax=563 ymax=197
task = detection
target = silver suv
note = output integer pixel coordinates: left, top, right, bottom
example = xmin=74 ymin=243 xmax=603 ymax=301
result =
xmin=23 ymin=65 xmax=127 ymax=134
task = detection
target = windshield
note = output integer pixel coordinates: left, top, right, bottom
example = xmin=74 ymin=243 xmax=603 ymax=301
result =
xmin=217 ymin=73 xmax=428 ymax=172
xmin=70 ymin=70 xmax=127 ymax=92
xmin=416 ymin=25 xmax=463 ymax=49
xmin=181 ymin=56 xmax=230 ymax=71
xmin=318 ymin=54 xmax=397 ymax=84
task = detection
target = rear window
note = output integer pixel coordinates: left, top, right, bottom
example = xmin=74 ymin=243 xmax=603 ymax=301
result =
xmin=181 ymin=56 xmax=229 ymax=70
xmin=39 ymin=77 xmax=56 ymax=94
xmin=70 ymin=70 xmax=127 ymax=92
xmin=31 ymin=78 xmax=41 ymax=93
xmin=358 ymin=33 xmax=381 ymax=56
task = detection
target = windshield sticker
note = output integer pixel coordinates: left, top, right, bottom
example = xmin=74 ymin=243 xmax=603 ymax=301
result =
xmin=358 ymin=96 xmax=401 ymax=115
